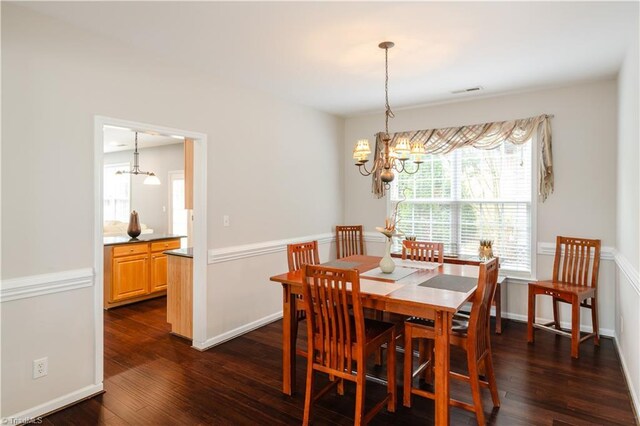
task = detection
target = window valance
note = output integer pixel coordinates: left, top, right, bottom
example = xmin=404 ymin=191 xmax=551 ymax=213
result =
xmin=372 ymin=114 xmax=553 ymax=201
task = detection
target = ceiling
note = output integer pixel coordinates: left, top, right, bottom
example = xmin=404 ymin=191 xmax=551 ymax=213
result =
xmin=103 ymin=126 xmax=182 ymax=153
xmin=23 ymin=2 xmax=638 ymax=116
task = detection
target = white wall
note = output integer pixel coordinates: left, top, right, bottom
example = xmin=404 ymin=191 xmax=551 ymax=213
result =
xmin=615 ymin=28 xmax=640 ymax=416
xmin=0 ymin=4 xmax=343 ymax=419
xmin=344 ymin=80 xmax=619 ymax=334
xmin=104 ymin=143 xmax=184 ymax=234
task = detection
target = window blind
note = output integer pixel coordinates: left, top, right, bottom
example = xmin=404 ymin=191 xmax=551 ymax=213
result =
xmin=390 ymin=141 xmax=532 ymax=272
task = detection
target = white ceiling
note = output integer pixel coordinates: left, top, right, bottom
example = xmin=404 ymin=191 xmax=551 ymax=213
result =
xmin=23 ymin=2 xmax=638 ymax=116
xmin=103 ymin=126 xmax=182 ymax=153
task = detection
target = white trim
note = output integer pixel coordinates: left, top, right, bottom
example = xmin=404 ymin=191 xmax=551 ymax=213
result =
xmin=208 ymin=233 xmax=335 ymax=264
xmin=502 ymin=312 xmax=615 ymax=337
xmin=614 ymin=250 xmax=640 ymax=295
xmin=94 ymin=117 xmax=209 ymax=387
xmin=1 ymin=268 xmax=94 ymax=302
xmin=537 ymin=241 xmax=616 ymax=260
xmin=364 ymin=231 xmax=386 ymax=243
xmin=193 ymin=311 xmax=283 ymax=351
xmin=614 ymin=335 xmax=640 ymax=421
xmin=2 ymin=383 xmax=103 ymax=424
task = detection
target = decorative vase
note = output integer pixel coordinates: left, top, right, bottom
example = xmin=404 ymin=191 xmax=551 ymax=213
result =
xmin=379 ymin=237 xmax=396 ymax=273
xmin=127 ymin=210 xmax=141 ymax=239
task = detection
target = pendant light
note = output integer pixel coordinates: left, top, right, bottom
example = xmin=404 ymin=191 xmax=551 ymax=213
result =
xmin=116 ymin=132 xmax=161 ymax=185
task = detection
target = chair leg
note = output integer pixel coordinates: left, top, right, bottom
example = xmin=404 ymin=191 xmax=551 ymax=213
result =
xmin=374 ymin=311 xmax=383 ymax=366
xmin=387 ymin=332 xmax=397 ymax=412
xmin=354 ymin=360 xmax=367 ymax=426
xmin=468 ymin=361 xmax=486 ymax=425
xmin=571 ymin=296 xmax=581 ymax=359
xmin=424 ymin=340 xmax=434 ymax=383
xmin=302 ymin=363 xmax=315 ymax=426
xmin=484 ymin=354 xmax=500 ymax=408
xmin=403 ymin=325 xmax=413 ymax=408
xmin=527 ymin=287 xmax=535 ymax=343
xmin=552 ymin=297 xmax=561 ymax=329
xmin=494 ymin=283 xmax=502 ymax=334
xmin=591 ymin=298 xmax=600 ymax=346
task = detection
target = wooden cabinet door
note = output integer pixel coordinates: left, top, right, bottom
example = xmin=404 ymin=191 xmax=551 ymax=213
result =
xmin=150 ymin=253 xmax=168 ymax=293
xmin=112 ymin=254 xmax=148 ymax=302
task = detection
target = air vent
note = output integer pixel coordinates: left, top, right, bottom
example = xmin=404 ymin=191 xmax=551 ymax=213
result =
xmin=451 ymin=86 xmax=483 ymax=94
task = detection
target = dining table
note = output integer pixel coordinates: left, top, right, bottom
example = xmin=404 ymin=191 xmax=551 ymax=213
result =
xmin=269 ymin=254 xmax=482 ymax=425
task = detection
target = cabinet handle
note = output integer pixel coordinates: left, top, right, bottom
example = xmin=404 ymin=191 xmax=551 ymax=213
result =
xmin=130 ymin=249 xmax=134 ymax=252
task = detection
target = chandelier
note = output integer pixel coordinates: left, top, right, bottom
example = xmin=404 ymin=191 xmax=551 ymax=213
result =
xmin=352 ymin=41 xmax=425 ymax=186
xmin=116 ymin=132 xmax=161 ymax=185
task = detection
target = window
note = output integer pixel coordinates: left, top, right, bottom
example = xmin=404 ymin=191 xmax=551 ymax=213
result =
xmin=103 ymin=163 xmax=131 ymax=223
xmin=390 ymin=140 xmax=533 ymax=274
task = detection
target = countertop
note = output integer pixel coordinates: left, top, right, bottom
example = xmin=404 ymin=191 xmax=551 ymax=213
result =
xmin=104 ymin=234 xmax=185 ymax=246
xmin=164 ymin=247 xmax=193 ymax=258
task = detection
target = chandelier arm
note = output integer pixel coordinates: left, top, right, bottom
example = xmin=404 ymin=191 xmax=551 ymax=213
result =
xmin=401 ymin=162 xmax=421 ymax=175
xmin=357 ymin=161 xmax=376 ymax=176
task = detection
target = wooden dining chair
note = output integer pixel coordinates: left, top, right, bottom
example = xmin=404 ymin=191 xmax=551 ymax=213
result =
xmin=402 ymin=240 xmax=444 ymax=263
xmin=527 ymin=236 xmax=601 ymax=358
xmin=403 ymin=258 xmax=500 ymax=425
xmin=301 ymin=264 xmax=396 ymax=425
xmin=336 ymin=225 xmax=365 ymax=259
xmin=287 ymin=241 xmax=320 ymax=356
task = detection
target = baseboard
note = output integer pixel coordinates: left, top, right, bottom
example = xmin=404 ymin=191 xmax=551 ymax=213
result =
xmin=614 ymin=336 xmax=640 ymax=423
xmin=502 ymin=312 xmax=615 ymax=337
xmin=2 ymin=383 xmax=103 ymax=424
xmin=193 ymin=311 xmax=283 ymax=351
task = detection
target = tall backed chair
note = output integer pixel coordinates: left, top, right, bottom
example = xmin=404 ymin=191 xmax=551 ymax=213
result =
xmin=402 ymin=240 xmax=444 ymax=263
xmin=403 ymin=258 xmax=500 ymax=425
xmin=336 ymin=225 xmax=365 ymax=259
xmin=527 ymin=236 xmax=601 ymax=358
xmin=287 ymin=241 xmax=320 ymax=355
xmin=301 ymin=264 xmax=396 ymax=425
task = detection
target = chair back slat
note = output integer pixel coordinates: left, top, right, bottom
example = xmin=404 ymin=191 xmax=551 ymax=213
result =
xmin=287 ymin=240 xmax=320 ymax=272
xmin=402 ymin=240 xmax=444 ymax=263
xmin=467 ymin=258 xmax=499 ymax=360
xmin=302 ymin=264 xmax=363 ymax=373
xmin=552 ymin=236 xmax=601 ymax=288
xmin=336 ymin=225 xmax=365 ymax=259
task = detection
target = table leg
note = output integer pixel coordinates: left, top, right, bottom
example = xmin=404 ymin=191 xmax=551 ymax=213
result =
xmin=282 ymin=284 xmax=296 ymax=395
xmin=434 ymin=310 xmax=452 ymax=426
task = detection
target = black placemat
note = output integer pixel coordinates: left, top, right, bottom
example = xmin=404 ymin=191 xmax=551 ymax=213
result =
xmin=320 ymin=260 xmax=362 ymax=269
xmin=418 ymin=274 xmax=477 ymax=292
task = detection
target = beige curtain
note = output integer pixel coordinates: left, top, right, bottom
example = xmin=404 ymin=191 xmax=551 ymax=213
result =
xmin=372 ymin=114 xmax=553 ymax=200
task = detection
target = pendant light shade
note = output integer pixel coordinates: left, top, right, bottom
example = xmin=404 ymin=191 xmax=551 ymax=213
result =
xmin=143 ymin=173 xmax=161 ymax=185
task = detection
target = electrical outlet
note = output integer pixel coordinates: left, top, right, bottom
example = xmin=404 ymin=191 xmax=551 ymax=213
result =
xmin=223 ymin=215 xmax=230 ymax=227
xmin=33 ymin=357 xmax=48 ymax=379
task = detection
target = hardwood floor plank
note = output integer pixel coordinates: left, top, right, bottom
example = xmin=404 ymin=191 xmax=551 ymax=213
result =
xmin=41 ymin=297 xmax=636 ymax=425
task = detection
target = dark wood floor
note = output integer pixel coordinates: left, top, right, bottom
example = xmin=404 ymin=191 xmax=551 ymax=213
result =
xmin=43 ymin=297 xmax=636 ymax=425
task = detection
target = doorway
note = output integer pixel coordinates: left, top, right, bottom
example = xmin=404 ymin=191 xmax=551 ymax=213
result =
xmin=93 ymin=116 xmax=208 ymax=386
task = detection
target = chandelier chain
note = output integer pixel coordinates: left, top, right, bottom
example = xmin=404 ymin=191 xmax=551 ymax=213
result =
xmin=384 ymin=45 xmax=394 ymax=136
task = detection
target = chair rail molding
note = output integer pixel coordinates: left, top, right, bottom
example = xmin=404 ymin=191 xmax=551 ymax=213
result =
xmin=614 ymin=249 xmax=640 ymax=295
xmin=0 ymin=268 xmax=94 ymax=302
xmin=208 ymin=233 xmax=334 ymax=264
xmin=537 ymin=241 xmax=615 ymax=260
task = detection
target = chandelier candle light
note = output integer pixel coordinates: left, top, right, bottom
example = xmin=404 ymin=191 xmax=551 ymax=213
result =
xmin=353 ymin=41 xmax=426 ymax=187
xmin=116 ymin=131 xmax=161 ymax=185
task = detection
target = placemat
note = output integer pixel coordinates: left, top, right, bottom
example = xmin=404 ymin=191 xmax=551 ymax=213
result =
xmin=394 ymin=259 xmax=441 ymax=270
xmin=320 ymin=260 xmax=361 ymax=269
xmin=418 ymin=274 xmax=477 ymax=292
xmin=361 ymin=267 xmax=417 ymax=282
